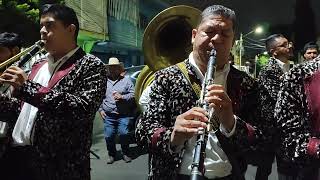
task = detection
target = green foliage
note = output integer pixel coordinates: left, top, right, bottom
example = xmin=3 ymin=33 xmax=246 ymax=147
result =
xmin=256 ymin=53 xmax=270 ymax=75
xmin=1 ymin=0 xmax=64 ymax=24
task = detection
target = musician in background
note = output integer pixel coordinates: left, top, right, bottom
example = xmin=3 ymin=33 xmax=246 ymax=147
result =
xmin=255 ymin=34 xmax=294 ymax=180
xmin=0 ymin=4 xmax=106 ymax=180
xmin=0 ymin=32 xmax=22 ymax=160
xmin=136 ymin=5 xmax=265 ymax=180
xmin=302 ymin=42 xmax=319 ymax=61
xmin=0 ymin=32 xmax=22 ymax=64
xmin=275 ymin=55 xmax=320 ymax=180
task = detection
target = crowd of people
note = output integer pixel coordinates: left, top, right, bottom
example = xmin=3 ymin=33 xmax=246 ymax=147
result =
xmin=0 ymin=2 xmax=319 ymax=180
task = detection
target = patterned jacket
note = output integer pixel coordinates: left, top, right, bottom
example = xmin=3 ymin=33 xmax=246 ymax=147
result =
xmin=257 ymin=57 xmax=284 ymax=151
xmin=274 ymin=56 xmax=320 ymax=173
xmin=0 ymin=48 xmax=107 ymax=180
xmin=136 ymin=59 xmax=264 ymax=180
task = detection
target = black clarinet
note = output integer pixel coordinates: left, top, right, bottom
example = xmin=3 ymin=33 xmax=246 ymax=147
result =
xmin=17 ymin=40 xmax=45 ymax=67
xmin=0 ymin=40 xmax=44 ymax=95
xmin=190 ymin=49 xmax=217 ymax=180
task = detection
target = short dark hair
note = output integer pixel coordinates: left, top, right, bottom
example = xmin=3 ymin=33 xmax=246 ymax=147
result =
xmin=265 ymin=34 xmax=285 ymax=55
xmin=302 ymin=42 xmax=319 ymax=54
xmin=40 ymin=4 xmax=79 ymax=42
xmin=0 ymin=32 xmax=22 ymax=48
xmin=199 ymin=5 xmax=236 ymax=30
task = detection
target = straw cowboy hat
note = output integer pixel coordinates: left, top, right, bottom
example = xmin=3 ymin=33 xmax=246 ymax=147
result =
xmin=106 ymin=57 xmax=123 ymax=66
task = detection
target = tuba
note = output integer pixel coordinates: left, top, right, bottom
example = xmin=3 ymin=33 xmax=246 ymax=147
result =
xmin=135 ymin=5 xmax=201 ymax=103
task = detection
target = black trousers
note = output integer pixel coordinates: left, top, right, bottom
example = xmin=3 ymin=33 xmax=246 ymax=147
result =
xmin=245 ymin=151 xmax=275 ymax=180
xmin=278 ymin=166 xmax=319 ymax=180
xmin=0 ymin=146 xmax=38 ymax=180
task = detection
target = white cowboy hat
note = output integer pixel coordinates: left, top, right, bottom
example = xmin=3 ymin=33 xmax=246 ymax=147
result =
xmin=106 ymin=57 xmax=123 ymax=66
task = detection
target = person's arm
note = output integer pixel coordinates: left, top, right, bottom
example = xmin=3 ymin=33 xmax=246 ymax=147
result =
xmin=222 ymin=75 xmax=266 ymax=152
xmin=121 ymin=77 xmax=135 ymax=101
xmin=258 ymin=68 xmax=282 ymax=101
xmin=0 ymin=93 xmax=20 ymax=123
xmin=14 ymin=56 xmax=107 ymax=124
xmin=135 ymin=71 xmax=174 ymax=155
xmin=275 ymin=71 xmax=320 ymax=160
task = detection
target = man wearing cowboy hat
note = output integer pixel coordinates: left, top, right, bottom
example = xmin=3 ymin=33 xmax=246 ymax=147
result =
xmin=99 ymin=57 xmax=135 ymax=164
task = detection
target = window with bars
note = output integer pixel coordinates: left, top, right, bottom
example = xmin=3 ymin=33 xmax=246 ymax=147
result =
xmin=65 ymin=0 xmax=107 ymax=36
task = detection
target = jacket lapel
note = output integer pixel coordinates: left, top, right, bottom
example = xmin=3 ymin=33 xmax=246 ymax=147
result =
xmin=47 ymin=48 xmax=85 ymax=89
xmin=28 ymin=60 xmax=47 ymax=80
xmin=227 ymin=66 xmax=241 ymax=113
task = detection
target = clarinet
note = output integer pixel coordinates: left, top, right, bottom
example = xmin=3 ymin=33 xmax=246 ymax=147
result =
xmin=0 ymin=40 xmax=44 ymax=95
xmin=17 ymin=40 xmax=45 ymax=67
xmin=190 ymin=49 xmax=217 ymax=180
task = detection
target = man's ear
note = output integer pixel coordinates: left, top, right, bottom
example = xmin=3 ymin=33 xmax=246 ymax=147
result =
xmin=303 ymin=53 xmax=307 ymax=59
xmin=270 ymin=48 xmax=276 ymax=56
xmin=68 ymin=24 xmax=76 ymax=35
xmin=191 ymin=29 xmax=197 ymax=44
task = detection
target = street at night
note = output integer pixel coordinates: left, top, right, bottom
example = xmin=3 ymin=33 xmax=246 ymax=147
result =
xmin=90 ymin=114 xmax=279 ymax=180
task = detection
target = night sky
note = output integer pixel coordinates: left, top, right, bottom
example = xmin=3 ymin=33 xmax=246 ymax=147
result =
xmin=165 ymin=0 xmax=320 ymax=39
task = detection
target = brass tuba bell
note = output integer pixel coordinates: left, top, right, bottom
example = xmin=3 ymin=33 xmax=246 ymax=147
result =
xmin=135 ymin=5 xmax=201 ymax=103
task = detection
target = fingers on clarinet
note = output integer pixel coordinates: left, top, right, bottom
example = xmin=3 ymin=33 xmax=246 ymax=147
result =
xmin=206 ymin=84 xmax=223 ymax=91
xmin=183 ymin=120 xmax=207 ymax=129
xmin=185 ymin=109 xmax=208 ymax=122
xmin=0 ymin=73 xmax=16 ymax=80
xmin=178 ymin=127 xmax=198 ymax=135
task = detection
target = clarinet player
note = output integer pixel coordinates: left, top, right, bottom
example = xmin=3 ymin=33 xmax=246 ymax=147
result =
xmin=0 ymin=4 xmax=106 ymax=180
xmin=136 ymin=4 xmax=264 ymax=180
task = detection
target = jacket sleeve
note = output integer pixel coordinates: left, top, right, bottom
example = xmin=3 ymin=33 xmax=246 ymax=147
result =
xmin=275 ymin=71 xmax=320 ymax=161
xmin=13 ymin=57 xmax=107 ymax=124
xmin=258 ymin=68 xmax=282 ymax=101
xmin=135 ymin=71 xmax=175 ymax=156
xmin=226 ymin=74 xmax=267 ymax=152
xmin=0 ymin=93 xmax=21 ymax=123
xmin=122 ymin=77 xmax=135 ymax=101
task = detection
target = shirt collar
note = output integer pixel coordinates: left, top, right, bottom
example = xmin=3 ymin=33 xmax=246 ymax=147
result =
xmin=274 ymin=58 xmax=290 ymax=73
xmin=45 ymin=47 xmax=79 ymax=74
xmin=46 ymin=47 xmax=80 ymax=65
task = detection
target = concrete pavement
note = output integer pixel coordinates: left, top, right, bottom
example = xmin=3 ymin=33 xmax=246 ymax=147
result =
xmin=90 ymin=113 xmax=278 ymax=180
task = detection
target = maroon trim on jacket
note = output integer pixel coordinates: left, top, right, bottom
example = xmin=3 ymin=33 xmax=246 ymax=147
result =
xmin=28 ymin=52 xmax=79 ymax=103
xmin=304 ymin=70 xmax=320 ymax=136
xmin=32 ymin=86 xmax=52 ymax=105
xmin=246 ymin=123 xmax=255 ymax=142
xmin=152 ymin=127 xmax=166 ymax=150
xmin=47 ymin=60 xmax=76 ymax=88
xmin=28 ymin=60 xmax=47 ymax=80
xmin=307 ymin=138 xmax=320 ymax=157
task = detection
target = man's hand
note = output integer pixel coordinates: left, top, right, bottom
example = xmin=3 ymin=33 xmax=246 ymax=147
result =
xmin=205 ymin=84 xmax=235 ymax=131
xmin=112 ymin=91 xmax=123 ymax=101
xmin=99 ymin=111 xmax=106 ymax=119
xmin=0 ymin=66 xmax=27 ymax=89
xmin=170 ymin=107 xmax=208 ymax=147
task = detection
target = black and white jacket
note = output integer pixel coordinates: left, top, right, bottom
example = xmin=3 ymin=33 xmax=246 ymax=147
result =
xmin=275 ymin=56 xmax=320 ymax=172
xmin=0 ymin=48 xmax=107 ymax=180
xmin=136 ymin=59 xmax=265 ymax=180
xmin=257 ymin=57 xmax=285 ymax=151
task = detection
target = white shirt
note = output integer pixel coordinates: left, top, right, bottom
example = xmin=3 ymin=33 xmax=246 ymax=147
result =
xmin=179 ymin=52 xmax=236 ymax=179
xmin=12 ymin=47 xmax=79 ymax=146
xmin=139 ymin=82 xmax=153 ymax=112
xmin=275 ymin=58 xmax=290 ymax=73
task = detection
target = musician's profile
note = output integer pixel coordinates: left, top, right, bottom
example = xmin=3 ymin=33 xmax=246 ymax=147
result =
xmin=0 ymin=4 xmax=107 ymax=180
